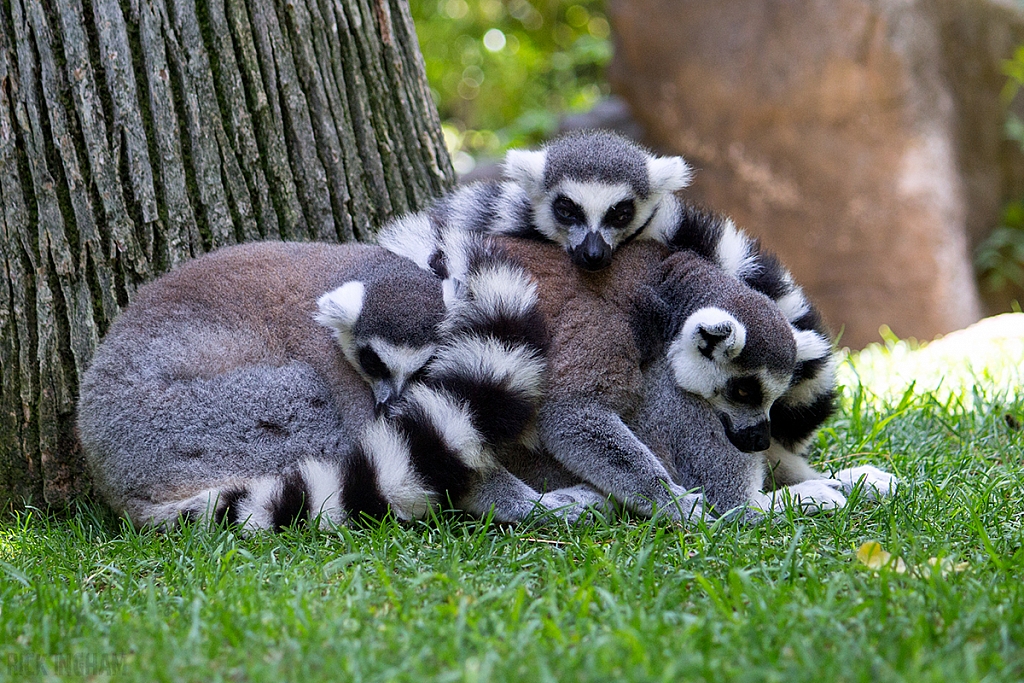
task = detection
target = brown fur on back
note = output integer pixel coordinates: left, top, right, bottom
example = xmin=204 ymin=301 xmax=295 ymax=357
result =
xmin=496 ymin=238 xmax=669 ymax=415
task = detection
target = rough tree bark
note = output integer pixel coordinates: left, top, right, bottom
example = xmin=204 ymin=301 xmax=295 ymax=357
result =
xmin=0 ymin=0 xmax=455 ymax=508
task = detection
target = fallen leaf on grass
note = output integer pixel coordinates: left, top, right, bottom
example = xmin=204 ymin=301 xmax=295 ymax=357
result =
xmin=856 ymin=541 xmax=968 ymax=577
xmin=856 ymin=541 xmax=907 ymax=573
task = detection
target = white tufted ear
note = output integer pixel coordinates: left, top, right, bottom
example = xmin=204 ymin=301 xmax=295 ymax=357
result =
xmin=503 ymin=149 xmax=547 ymax=197
xmin=667 ymin=307 xmax=746 ymax=397
xmin=684 ymin=307 xmax=746 ymax=362
xmin=315 ymin=281 xmax=364 ymax=336
xmin=647 ymin=154 xmax=692 ymax=194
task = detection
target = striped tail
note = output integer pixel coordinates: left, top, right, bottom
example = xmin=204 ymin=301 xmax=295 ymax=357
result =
xmin=126 ymin=457 xmax=346 ymax=532
xmin=657 ymin=198 xmax=837 ymax=454
xmin=339 ymin=232 xmax=551 ymax=522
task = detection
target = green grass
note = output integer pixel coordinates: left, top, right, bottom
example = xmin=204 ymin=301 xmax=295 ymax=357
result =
xmin=2 ymin=340 xmax=1024 ymax=682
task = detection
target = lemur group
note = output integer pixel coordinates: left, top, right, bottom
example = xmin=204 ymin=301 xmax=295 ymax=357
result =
xmin=78 ymin=130 xmax=897 ymax=531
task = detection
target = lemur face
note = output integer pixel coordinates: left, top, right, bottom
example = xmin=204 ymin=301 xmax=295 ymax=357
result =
xmin=503 ymin=130 xmax=691 ymax=272
xmin=316 ymin=280 xmax=441 ymax=416
xmin=350 ymin=339 xmax=435 ymax=416
xmin=542 ymin=180 xmax=642 ymax=271
xmin=666 ymin=307 xmax=796 ymax=453
xmin=709 ymin=372 xmax=793 ymax=453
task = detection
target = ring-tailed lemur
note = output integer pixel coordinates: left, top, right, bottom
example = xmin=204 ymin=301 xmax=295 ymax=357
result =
xmin=381 ymin=222 xmax=896 ymax=520
xmin=78 ymin=240 xmax=591 ymax=530
xmin=637 ymin=359 xmax=894 ymax=517
xmin=633 ymin=248 xmax=896 ymax=513
xmin=382 ymin=130 xmax=836 ymax=485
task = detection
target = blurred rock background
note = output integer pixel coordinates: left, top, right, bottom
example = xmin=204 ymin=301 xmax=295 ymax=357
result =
xmin=411 ymin=0 xmax=1024 ymax=348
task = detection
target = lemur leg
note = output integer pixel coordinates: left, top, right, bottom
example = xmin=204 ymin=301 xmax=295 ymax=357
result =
xmin=636 ymin=366 xmax=765 ymax=515
xmin=538 ymin=396 xmax=705 ymax=522
xmin=749 ymin=480 xmax=847 ymax=515
xmin=763 ymin=448 xmax=898 ymax=509
xmin=541 ymin=484 xmax=617 ymax=517
xmin=456 ymin=468 xmax=611 ymax=524
xmin=756 ymin=443 xmax=846 ymax=513
xmin=763 ymin=443 xmax=823 ymax=488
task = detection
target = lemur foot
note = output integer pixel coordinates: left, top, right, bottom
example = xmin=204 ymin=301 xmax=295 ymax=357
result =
xmin=537 ymin=484 xmax=615 ymax=523
xmin=834 ymin=465 xmax=898 ymax=501
xmin=654 ymin=487 xmax=707 ymax=525
xmin=752 ymin=479 xmax=848 ymax=515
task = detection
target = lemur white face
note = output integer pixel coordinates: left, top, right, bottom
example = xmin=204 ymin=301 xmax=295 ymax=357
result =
xmin=536 ymin=179 xmax=651 ymax=271
xmin=504 ymin=140 xmax=691 ymax=271
xmin=316 ymin=282 xmax=436 ymax=415
xmin=667 ymin=307 xmax=794 ymax=453
xmin=352 ymin=339 xmax=436 ymax=415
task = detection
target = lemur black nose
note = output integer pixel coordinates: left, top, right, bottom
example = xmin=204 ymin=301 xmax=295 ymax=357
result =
xmin=574 ymin=233 xmax=612 ymax=271
xmin=734 ymin=424 xmax=771 ymax=453
xmin=721 ymin=416 xmax=772 ymax=453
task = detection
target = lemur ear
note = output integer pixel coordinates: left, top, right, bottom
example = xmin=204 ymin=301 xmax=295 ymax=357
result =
xmin=315 ymin=281 xmax=364 ymax=335
xmin=684 ymin=307 xmax=746 ymax=363
xmin=503 ymin=149 xmax=547 ymax=196
xmin=647 ymin=155 xmax=692 ymax=195
xmin=630 ymin=285 xmax=673 ymax=365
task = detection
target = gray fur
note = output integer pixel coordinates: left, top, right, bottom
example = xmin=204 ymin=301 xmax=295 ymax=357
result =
xmin=653 ymin=250 xmax=797 ymax=453
xmin=80 ymin=238 xmax=609 ymax=529
xmin=440 ymin=236 xmax=895 ymax=520
xmin=77 ymin=241 xmax=444 ymax=526
xmin=637 ymin=359 xmax=764 ymax=515
xmin=638 ymin=363 xmax=861 ymax=518
xmin=459 ymin=467 xmax=613 ymax=524
xmin=483 ymin=238 xmax=705 ymax=521
xmin=542 ymin=130 xmax=652 ymax=196
xmin=422 ymin=130 xmax=690 ymax=273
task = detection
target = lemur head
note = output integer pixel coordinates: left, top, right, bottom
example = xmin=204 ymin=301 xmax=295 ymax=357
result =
xmin=668 ymin=306 xmax=795 ymax=452
xmin=650 ymin=251 xmax=820 ymax=453
xmin=503 ymin=130 xmax=692 ymax=271
xmin=316 ymin=267 xmax=445 ymax=416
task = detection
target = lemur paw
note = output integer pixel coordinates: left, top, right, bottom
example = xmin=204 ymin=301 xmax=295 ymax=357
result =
xmin=656 ymin=488 xmax=707 ymax=524
xmin=834 ymin=465 xmax=898 ymax=500
xmin=537 ymin=485 xmax=614 ymax=523
xmin=753 ymin=480 xmax=848 ymax=515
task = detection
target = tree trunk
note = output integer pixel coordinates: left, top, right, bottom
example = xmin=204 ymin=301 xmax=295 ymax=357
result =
xmin=0 ymin=0 xmax=454 ymax=508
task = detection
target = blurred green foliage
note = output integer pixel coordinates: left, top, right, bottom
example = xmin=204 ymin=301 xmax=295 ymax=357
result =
xmin=976 ymin=200 xmax=1024 ymax=293
xmin=977 ymin=47 xmax=1024 ymax=297
xmin=409 ymin=0 xmax=612 ymax=173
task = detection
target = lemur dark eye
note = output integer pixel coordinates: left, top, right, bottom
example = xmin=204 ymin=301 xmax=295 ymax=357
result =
xmin=358 ymin=346 xmax=390 ymax=379
xmin=552 ymin=195 xmax=585 ymax=225
xmin=604 ymin=200 xmax=635 ymax=229
xmin=726 ymin=377 xmax=762 ymax=406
